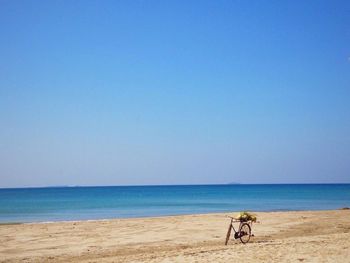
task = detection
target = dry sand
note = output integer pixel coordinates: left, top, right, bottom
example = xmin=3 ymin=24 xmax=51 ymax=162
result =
xmin=1 ymin=210 xmax=350 ymax=262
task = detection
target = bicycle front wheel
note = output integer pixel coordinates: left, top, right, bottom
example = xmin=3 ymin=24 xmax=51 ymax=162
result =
xmin=239 ymin=223 xmax=251 ymax=244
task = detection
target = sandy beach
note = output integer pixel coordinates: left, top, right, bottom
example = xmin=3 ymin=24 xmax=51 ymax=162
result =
xmin=1 ymin=210 xmax=350 ymax=262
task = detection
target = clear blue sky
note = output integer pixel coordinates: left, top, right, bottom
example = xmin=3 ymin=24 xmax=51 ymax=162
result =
xmin=1 ymin=0 xmax=349 ymax=187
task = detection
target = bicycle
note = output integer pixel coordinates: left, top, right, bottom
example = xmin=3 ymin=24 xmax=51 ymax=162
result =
xmin=225 ymin=216 xmax=253 ymax=245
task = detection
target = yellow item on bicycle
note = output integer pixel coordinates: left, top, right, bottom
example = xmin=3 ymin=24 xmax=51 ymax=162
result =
xmin=236 ymin=211 xmax=257 ymax=222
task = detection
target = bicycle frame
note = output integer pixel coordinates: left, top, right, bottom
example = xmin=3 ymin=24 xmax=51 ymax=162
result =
xmin=230 ymin=217 xmax=241 ymax=232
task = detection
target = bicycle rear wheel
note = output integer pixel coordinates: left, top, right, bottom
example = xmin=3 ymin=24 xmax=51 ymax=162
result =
xmin=239 ymin=223 xmax=251 ymax=244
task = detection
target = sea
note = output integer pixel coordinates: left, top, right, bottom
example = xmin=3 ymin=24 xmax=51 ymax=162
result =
xmin=0 ymin=184 xmax=349 ymax=223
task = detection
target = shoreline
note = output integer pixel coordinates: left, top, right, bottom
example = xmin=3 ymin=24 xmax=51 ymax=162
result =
xmin=1 ymin=209 xmax=350 ymax=262
xmin=1 ymin=207 xmax=349 ymax=225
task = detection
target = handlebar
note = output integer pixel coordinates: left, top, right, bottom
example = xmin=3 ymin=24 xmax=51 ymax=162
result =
xmin=226 ymin=215 xmax=240 ymax=222
xmin=226 ymin=215 xmax=260 ymax=223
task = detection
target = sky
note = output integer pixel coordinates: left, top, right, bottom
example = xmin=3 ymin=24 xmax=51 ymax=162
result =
xmin=0 ymin=0 xmax=349 ymax=187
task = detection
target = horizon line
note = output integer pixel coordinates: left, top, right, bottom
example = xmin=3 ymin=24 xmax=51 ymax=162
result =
xmin=1 ymin=182 xmax=350 ymax=190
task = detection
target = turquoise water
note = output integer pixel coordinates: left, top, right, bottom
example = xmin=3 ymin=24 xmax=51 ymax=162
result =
xmin=0 ymin=184 xmax=349 ymax=223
